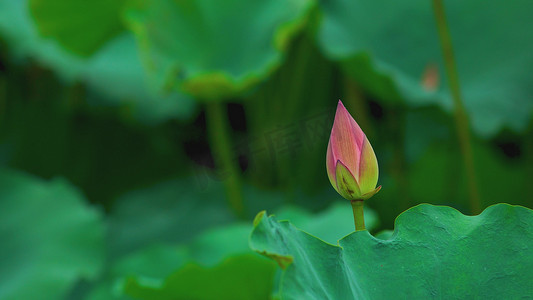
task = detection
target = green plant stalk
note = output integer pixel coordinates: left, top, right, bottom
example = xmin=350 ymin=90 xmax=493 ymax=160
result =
xmin=0 ymin=76 xmax=5 ymax=124
xmin=526 ymin=125 xmax=533 ymax=196
xmin=246 ymin=79 xmax=274 ymax=186
xmin=64 ymin=82 xmax=85 ymax=113
xmin=432 ymin=0 xmax=481 ymax=213
xmin=277 ymin=36 xmax=312 ymax=201
xmin=389 ymin=108 xmax=411 ymax=211
xmin=350 ymin=200 xmax=366 ymax=231
xmin=205 ymin=102 xmax=245 ymax=218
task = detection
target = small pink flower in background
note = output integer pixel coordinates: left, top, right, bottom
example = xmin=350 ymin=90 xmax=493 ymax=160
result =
xmin=326 ymin=100 xmax=381 ymax=201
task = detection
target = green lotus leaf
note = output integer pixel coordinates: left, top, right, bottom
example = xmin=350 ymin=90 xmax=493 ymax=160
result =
xmin=0 ymin=1 xmax=197 ymax=123
xmin=82 ymin=33 xmax=197 ymax=124
xmin=84 ymin=178 xmax=244 ymax=300
xmin=101 ymin=200 xmax=378 ymax=299
xmin=95 ymin=180 xmax=280 ymax=300
xmin=0 ymin=0 xmax=85 ymax=77
xmin=123 ymin=254 xmax=276 ymax=300
xmin=87 ymin=224 xmax=261 ymax=300
xmin=251 ymin=203 xmax=533 ymax=298
xmin=0 ymin=169 xmax=105 ymax=300
xmin=124 ymin=0 xmax=315 ymax=100
xmin=29 ymin=0 xmax=127 ymax=56
xmin=113 ymin=224 xmax=276 ymax=300
xmin=107 ymin=178 xmax=236 ymax=259
xmin=318 ymin=0 xmax=533 ymax=137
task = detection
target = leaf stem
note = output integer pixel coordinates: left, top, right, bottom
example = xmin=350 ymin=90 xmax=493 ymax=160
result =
xmin=389 ymin=107 xmax=411 ymax=211
xmin=205 ymin=102 xmax=245 ymax=218
xmin=0 ymin=75 xmax=5 ymax=125
xmin=432 ymin=0 xmax=481 ymax=213
xmin=350 ymin=200 xmax=366 ymax=231
xmin=526 ymin=125 xmax=533 ymax=195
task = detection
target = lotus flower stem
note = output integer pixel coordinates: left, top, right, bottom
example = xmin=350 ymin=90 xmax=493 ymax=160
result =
xmin=350 ymin=200 xmax=366 ymax=231
xmin=432 ymin=0 xmax=481 ymax=213
xmin=206 ymin=102 xmax=245 ymax=218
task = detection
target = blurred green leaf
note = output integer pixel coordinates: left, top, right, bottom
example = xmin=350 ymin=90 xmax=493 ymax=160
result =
xmin=0 ymin=169 xmax=105 ymax=300
xmin=251 ymin=204 xmax=533 ymax=298
xmin=123 ymin=254 xmax=276 ymax=300
xmin=91 ymin=194 xmax=379 ymax=299
xmin=82 ymin=33 xmax=197 ymax=124
xmin=107 ymin=180 xmax=379 ymax=260
xmin=124 ymin=0 xmax=315 ymax=99
xmin=404 ymin=107 xmax=452 ymax=163
xmin=107 ymin=178 xmax=236 ymax=259
xmin=374 ymin=128 xmax=530 ymax=228
xmin=0 ymin=1 xmax=196 ymax=123
xmin=119 ymin=223 xmax=276 ymax=300
xmin=117 ymin=201 xmax=379 ymax=299
xmin=0 ymin=86 xmax=195 ymax=207
xmin=408 ymin=141 xmax=529 ymax=209
xmin=83 ymin=178 xmax=242 ymax=300
xmin=0 ymin=0 xmax=85 ymax=77
xmin=84 ymin=245 xmax=189 ymax=300
xmin=86 ymin=224 xmax=255 ymax=300
xmin=29 ymin=0 xmax=127 ymax=56
xmin=318 ymin=0 xmax=533 ymax=137
xmin=92 ymin=223 xmax=272 ymax=300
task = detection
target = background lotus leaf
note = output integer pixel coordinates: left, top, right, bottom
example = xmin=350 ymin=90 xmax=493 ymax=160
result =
xmin=0 ymin=0 xmax=196 ymax=124
xmin=29 ymin=0 xmax=127 ymax=56
xmin=116 ymin=201 xmax=378 ymax=299
xmin=124 ymin=0 xmax=315 ymax=99
xmin=318 ymin=0 xmax=533 ymax=137
xmin=0 ymin=169 xmax=105 ymax=300
xmin=119 ymin=224 xmax=276 ymax=300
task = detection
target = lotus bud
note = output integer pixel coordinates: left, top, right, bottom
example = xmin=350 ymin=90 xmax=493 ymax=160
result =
xmin=326 ymin=100 xmax=381 ymax=201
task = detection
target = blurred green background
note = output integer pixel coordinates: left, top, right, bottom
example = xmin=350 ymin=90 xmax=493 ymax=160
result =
xmin=1 ymin=0 xmax=532 ymax=299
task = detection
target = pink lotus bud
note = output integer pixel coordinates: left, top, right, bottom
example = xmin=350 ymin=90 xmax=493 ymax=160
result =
xmin=326 ymin=100 xmax=381 ymax=201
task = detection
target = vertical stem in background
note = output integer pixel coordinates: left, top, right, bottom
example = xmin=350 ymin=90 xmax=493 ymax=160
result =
xmin=432 ymin=0 xmax=481 ymax=213
xmin=526 ymin=126 xmax=533 ymax=198
xmin=350 ymin=200 xmax=366 ymax=231
xmin=0 ymin=76 xmax=5 ymax=124
xmin=389 ymin=108 xmax=411 ymax=211
xmin=64 ymin=82 xmax=84 ymax=112
xmin=284 ymin=36 xmax=312 ymax=120
xmin=205 ymin=102 xmax=245 ymax=218
xmin=277 ymin=36 xmax=312 ymax=202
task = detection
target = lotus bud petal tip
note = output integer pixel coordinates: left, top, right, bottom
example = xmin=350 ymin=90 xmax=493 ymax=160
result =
xmin=326 ymin=100 xmax=380 ymax=201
